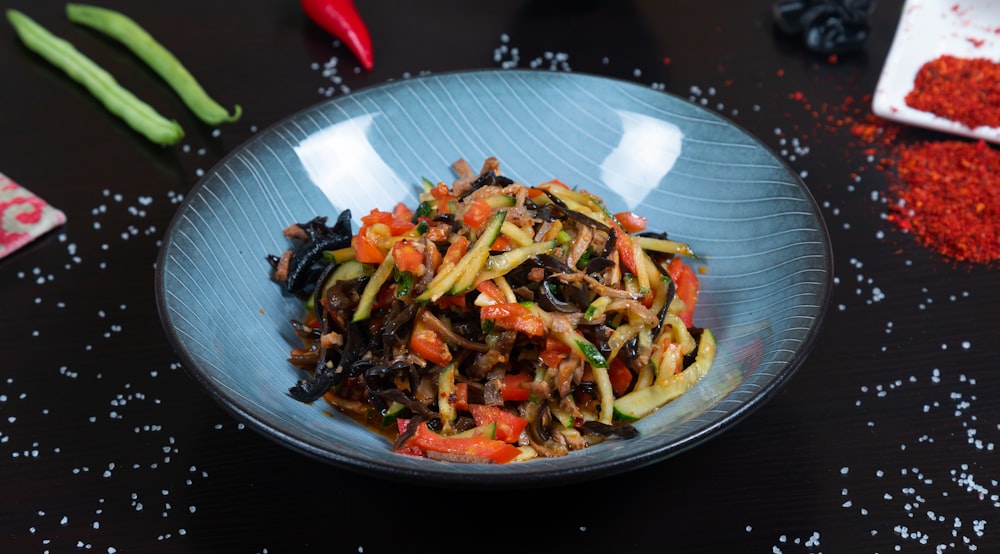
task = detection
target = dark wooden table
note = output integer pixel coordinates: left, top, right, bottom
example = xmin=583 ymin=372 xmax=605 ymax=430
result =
xmin=3 ymin=0 xmax=999 ymax=551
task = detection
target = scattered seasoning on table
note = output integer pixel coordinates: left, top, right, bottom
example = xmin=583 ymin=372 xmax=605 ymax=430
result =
xmin=785 ymin=88 xmax=998 ymax=266
xmin=849 ymin=111 xmax=899 ymax=172
xmin=886 ymin=140 xmax=1000 ymax=265
xmin=904 ymin=55 xmax=1000 ymax=130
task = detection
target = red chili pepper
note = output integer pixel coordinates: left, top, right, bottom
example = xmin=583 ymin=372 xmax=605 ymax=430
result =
xmin=301 ymin=0 xmax=374 ymax=71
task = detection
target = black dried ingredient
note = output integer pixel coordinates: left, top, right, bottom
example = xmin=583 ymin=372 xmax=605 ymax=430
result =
xmin=773 ymin=0 xmax=876 ymax=54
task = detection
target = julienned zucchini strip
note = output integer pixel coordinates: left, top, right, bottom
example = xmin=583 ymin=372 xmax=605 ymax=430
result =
xmin=6 ymin=9 xmax=184 ymax=145
xmin=613 ymin=328 xmax=717 ymax=422
xmin=66 ymin=3 xmax=241 ymax=125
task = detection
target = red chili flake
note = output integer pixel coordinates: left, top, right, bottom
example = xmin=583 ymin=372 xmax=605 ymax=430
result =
xmin=967 ymin=37 xmax=985 ymax=48
xmin=904 ymin=55 xmax=1000 ymax=129
xmin=782 ymin=71 xmax=997 ymax=265
xmin=849 ymin=113 xmax=900 ymax=147
xmin=887 ymin=140 xmax=1000 ymax=264
xmin=662 ymin=56 xmax=672 ymax=65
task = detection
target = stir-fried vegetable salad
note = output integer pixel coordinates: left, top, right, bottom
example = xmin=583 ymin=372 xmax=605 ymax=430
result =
xmin=268 ymin=158 xmax=715 ymax=464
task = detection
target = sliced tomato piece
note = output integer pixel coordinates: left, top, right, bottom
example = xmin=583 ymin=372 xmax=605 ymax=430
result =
xmin=480 ymin=302 xmax=530 ymax=320
xmin=539 ymin=336 xmax=571 ymax=368
xmin=362 ymin=207 xmax=415 ymax=236
xmin=394 ymin=419 xmax=425 ymax=457
xmin=489 ymin=234 xmax=511 ymax=252
xmin=407 ymin=421 xmax=520 ymax=464
xmin=388 ymin=218 xmax=415 ymax=236
xmin=609 ymin=356 xmax=634 ymax=396
xmin=666 ymin=257 xmax=700 ymax=327
xmin=442 ymin=235 xmax=470 ymax=265
xmin=469 ymin=404 xmax=528 ymax=443
xmin=501 ymin=371 xmax=532 ymax=402
xmin=453 ymin=382 xmax=469 ymax=411
xmin=427 ymin=240 xmax=443 ymax=271
xmin=430 ymin=182 xmax=453 ymax=214
xmin=462 ymin=198 xmax=493 ymax=229
xmin=475 ymin=280 xmax=507 ymax=304
xmin=609 ymin=220 xmax=638 ymax=275
xmin=503 ymin=315 xmax=545 ymax=337
xmin=615 ymin=211 xmax=648 ymax=233
xmin=391 ymin=239 xmax=424 ymax=273
xmin=355 ymin=209 xmax=410 ymax=264
xmin=360 ymin=208 xmax=391 ymax=227
xmin=392 ymin=201 xmax=414 ymax=222
xmin=354 ymin=232 xmax=385 ymax=264
xmin=480 ymin=302 xmax=545 ymax=337
xmin=409 ymin=321 xmax=452 ymax=366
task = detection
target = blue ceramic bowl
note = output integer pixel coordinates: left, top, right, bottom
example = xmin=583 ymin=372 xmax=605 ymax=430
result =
xmin=156 ymin=69 xmax=832 ymax=487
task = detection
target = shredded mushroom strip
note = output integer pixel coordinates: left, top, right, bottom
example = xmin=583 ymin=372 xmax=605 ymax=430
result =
xmin=268 ymin=158 xmax=715 ymax=464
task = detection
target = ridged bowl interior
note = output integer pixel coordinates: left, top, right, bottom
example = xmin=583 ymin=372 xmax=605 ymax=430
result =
xmin=156 ymin=70 xmax=832 ymax=487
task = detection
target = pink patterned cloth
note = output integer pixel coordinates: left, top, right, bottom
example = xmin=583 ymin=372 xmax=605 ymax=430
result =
xmin=0 ymin=172 xmax=66 ymax=259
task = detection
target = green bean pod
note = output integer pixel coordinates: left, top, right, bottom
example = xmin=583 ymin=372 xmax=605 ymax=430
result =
xmin=66 ymin=3 xmax=242 ymax=126
xmin=6 ymin=9 xmax=184 ymax=145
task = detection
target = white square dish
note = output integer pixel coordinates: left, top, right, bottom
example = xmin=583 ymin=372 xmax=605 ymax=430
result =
xmin=872 ymin=0 xmax=1000 ymax=143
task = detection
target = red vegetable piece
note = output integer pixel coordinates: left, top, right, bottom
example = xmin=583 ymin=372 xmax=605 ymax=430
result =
xmin=501 ymin=371 xmax=532 ymax=402
xmin=475 ymin=280 xmax=507 ymax=304
xmin=430 ymin=182 xmax=453 ymax=215
xmin=442 ymin=235 xmax=470 ymax=265
xmin=462 ymin=198 xmax=493 ymax=229
xmin=391 ymin=240 xmax=424 ymax=273
xmin=409 ymin=323 xmax=452 ymax=366
xmin=609 ymin=219 xmax=639 ymax=275
xmin=666 ymin=257 xmax=699 ymax=327
xmin=392 ymin=201 xmax=413 ymax=222
xmin=538 ymin=336 xmax=570 ymax=369
xmin=407 ymin=421 xmax=520 ymax=464
xmin=480 ymin=302 xmax=545 ymax=337
xmin=608 ymin=357 xmax=634 ymax=396
xmin=453 ymin=382 xmax=469 ymax=411
xmin=615 ymin=211 xmax=648 ymax=233
xmin=301 ymin=0 xmax=374 ymax=71
xmin=469 ymin=404 xmax=528 ymax=443
xmin=353 ymin=231 xmax=384 ymax=264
